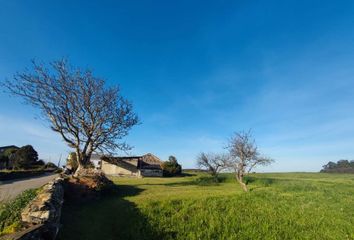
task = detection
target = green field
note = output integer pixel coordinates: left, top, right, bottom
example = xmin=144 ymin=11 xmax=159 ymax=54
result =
xmin=58 ymin=172 xmax=354 ymax=240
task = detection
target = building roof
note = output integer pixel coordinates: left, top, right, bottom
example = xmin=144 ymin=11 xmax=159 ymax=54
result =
xmin=102 ymin=153 xmax=163 ymax=170
xmin=139 ymin=153 xmax=163 ymax=170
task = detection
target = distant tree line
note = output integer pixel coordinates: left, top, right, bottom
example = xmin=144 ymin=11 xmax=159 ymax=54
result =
xmin=0 ymin=145 xmax=57 ymax=170
xmin=321 ymin=160 xmax=354 ymax=173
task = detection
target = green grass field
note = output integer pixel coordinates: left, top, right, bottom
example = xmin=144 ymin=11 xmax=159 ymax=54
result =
xmin=58 ymin=172 xmax=354 ymax=240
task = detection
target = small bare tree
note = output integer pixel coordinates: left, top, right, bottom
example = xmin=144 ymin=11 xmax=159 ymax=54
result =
xmin=2 ymin=59 xmax=139 ymax=176
xmin=196 ymin=152 xmax=228 ymax=180
xmin=225 ymin=131 xmax=273 ymax=192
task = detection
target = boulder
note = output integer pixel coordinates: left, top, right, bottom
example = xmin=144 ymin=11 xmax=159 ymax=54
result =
xmin=21 ymin=178 xmax=64 ymax=225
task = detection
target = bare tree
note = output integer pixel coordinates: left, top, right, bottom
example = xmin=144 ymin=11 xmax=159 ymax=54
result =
xmin=196 ymin=152 xmax=228 ymax=180
xmin=225 ymin=131 xmax=273 ymax=192
xmin=2 ymin=59 xmax=139 ymax=175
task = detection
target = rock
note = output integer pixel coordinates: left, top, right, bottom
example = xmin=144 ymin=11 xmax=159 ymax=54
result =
xmin=21 ymin=177 xmax=64 ymax=226
xmin=1 ymin=177 xmax=65 ymax=239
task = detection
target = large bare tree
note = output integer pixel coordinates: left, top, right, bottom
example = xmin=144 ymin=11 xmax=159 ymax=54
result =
xmin=196 ymin=152 xmax=228 ymax=180
xmin=225 ymin=131 xmax=273 ymax=192
xmin=3 ymin=59 xmax=139 ymax=175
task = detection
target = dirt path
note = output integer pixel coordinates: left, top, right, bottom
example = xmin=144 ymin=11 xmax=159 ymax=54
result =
xmin=0 ymin=173 xmax=58 ymax=202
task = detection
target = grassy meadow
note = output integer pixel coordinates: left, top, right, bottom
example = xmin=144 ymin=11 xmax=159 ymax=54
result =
xmin=58 ymin=172 xmax=354 ymax=240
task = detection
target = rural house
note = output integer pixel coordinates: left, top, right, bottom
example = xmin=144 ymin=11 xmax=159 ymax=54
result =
xmin=90 ymin=153 xmax=102 ymax=169
xmin=100 ymin=153 xmax=163 ymax=177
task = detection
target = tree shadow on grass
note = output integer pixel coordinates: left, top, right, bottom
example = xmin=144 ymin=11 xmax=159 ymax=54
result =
xmin=58 ymin=185 xmax=166 ymax=240
xmin=245 ymin=176 xmax=275 ymax=186
xmin=245 ymin=176 xmax=276 ymax=191
xmin=141 ymin=175 xmax=229 ymax=187
xmin=140 ymin=175 xmax=277 ymax=191
xmin=160 ymin=172 xmax=197 ymax=178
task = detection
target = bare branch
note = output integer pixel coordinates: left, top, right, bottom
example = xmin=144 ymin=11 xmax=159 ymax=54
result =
xmin=2 ymin=59 xmax=139 ymax=174
xmin=224 ymin=130 xmax=274 ymax=191
xmin=196 ymin=152 xmax=229 ymax=178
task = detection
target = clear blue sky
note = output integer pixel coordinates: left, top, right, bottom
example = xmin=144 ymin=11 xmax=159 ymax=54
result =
xmin=1 ymin=1 xmax=354 ymax=171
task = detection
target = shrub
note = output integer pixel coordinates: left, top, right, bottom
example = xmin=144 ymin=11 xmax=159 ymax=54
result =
xmin=161 ymin=156 xmax=182 ymax=177
xmin=54 ymin=168 xmax=63 ymax=174
xmin=1 ymin=147 xmax=19 ymax=160
xmin=45 ymin=162 xmax=58 ymax=169
xmin=0 ymin=189 xmax=38 ymax=236
xmin=194 ymin=176 xmax=220 ymax=185
xmin=0 ymin=156 xmax=9 ymax=168
xmin=0 ymin=147 xmax=18 ymax=169
xmin=35 ymin=159 xmax=45 ymax=166
xmin=31 ymin=160 xmax=46 ymax=170
xmin=11 ymin=145 xmax=38 ymax=170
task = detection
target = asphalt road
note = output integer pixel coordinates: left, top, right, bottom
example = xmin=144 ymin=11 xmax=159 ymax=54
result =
xmin=0 ymin=173 xmax=58 ymax=202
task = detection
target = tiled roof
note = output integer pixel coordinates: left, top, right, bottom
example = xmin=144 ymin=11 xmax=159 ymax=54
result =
xmin=101 ymin=153 xmax=163 ymax=170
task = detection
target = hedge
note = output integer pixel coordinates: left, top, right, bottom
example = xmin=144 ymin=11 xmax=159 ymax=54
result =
xmin=0 ymin=169 xmax=55 ymax=181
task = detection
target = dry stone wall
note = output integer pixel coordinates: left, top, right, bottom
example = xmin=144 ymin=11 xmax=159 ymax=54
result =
xmin=15 ymin=177 xmax=64 ymax=240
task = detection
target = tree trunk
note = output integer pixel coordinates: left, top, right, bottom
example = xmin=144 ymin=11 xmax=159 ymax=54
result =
xmin=74 ymin=164 xmax=83 ymax=177
xmin=236 ymin=173 xmax=248 ymax=192
xmin=83 ymin=151 xmax=92 ymax=166
xmin=73 ymin=150 xmax=93 ymax=177
xmin=238 ymin=179 xmax=248 ymax=192
xmin=73 ymin=149 xmax=83 ymax=177
xmin=212 ymin=173 xmax=219 ymax=182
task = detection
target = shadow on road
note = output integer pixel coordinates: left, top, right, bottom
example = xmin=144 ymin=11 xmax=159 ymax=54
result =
xmin=0 ymin=173 xmax=58 ymax=202
xmin=0 ymin=172 xmax=57 ymax=185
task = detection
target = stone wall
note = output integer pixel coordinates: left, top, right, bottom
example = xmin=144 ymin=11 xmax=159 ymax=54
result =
xmin=15 ymin=177 xmax=64 ymax=240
